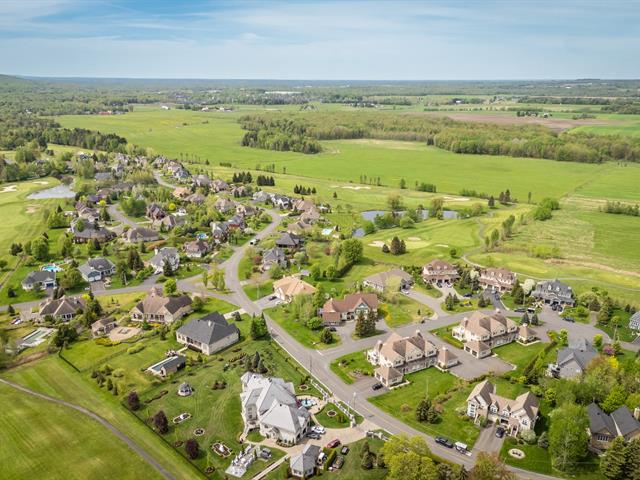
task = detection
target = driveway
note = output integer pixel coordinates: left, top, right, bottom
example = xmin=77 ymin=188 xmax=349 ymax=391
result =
xmin=474 ymin=424 xmax=506 ymax=454
xmin=403 ymin=289 xmax=445 ymax=318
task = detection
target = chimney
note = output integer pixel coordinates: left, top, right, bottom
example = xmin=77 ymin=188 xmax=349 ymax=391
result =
xmin=208 ymin=320 xmax=212 ymax=327
xmin=634 ymin=407 xmax=640 ymax=421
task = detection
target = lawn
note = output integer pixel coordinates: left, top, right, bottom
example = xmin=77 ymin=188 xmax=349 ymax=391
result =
xmin=492 ymin=342 xmax=548 ymax=377
xmin=265 ymin=304 xmax=341 ymax=350
xmin=430 ymin=323 xmax=464 ymax=349
xmin=597 ymin=308 xmax=638 ymax=342
xmin=379 ymin=295 xmax=432 ymax=327
xmin=0 ymin=383 xmax=165 ymax=480
xmin=242 ymin=279 xmax=273 ymax=301
xmin=330 ymin=349 xmax=375 ymax=385
xmin=369 ymin=368 xmax=481 ymax=446
xmin=315 ymin=401 xmax=363 ymax=429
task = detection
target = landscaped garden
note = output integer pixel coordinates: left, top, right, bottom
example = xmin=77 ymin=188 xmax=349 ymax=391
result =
xmin=330 ymin=349 xmax=374 ymax=384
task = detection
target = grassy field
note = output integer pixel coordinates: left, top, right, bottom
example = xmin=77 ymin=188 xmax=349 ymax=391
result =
xmin=266 ymin=304 xmax=341 ymax=349
xmin=0 ymin=383 xmax=165 ymax=480
xmin=330 ymin=349 xmax=375 ymax=385
xmin=380 ymin=295 xmax=432 ymax=327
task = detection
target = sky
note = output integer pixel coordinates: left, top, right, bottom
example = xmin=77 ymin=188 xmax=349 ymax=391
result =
xmin=1 ymin=0 xmax=639 ymax=80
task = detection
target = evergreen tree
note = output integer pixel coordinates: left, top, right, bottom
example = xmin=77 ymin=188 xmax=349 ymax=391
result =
xmin=625 ymin=439 xmax=640 ymax=480
xmin=600 ymin=436 xmax=627 ymax=480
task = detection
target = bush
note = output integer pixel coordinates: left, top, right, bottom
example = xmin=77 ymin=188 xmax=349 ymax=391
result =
xmin=127 ymin=344 xmax=145 ymax=354
xmin=520 ymin=429 xmax=537 ymax=444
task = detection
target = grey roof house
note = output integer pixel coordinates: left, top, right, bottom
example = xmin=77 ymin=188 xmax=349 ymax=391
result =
xmin=130 ymin=287 xmax=192 ymax=325
xmin=547 ymin=338 xmax=598 ymax=379
xmin=79 ymin=257 xmax=116 ymax=282
xmin=148 ymin=247 xmax=180 ymax=274
xmin=531 ymin=279 xmax=575 ymax=306
xmin=122 ymin=227 xmax=160 ymax=244
xmin=176 ymin=312 xmax=240 ymax=355
xmin=22 ymin=270 xmax=56 ymax=291
xmin=587 ymin=403 xmax=640 ymax=452
xmin=363 ymin=268 xmax=413 ymax=292
xmin=275 ymin=232 xmax=304 ymax=249
xmin=290 ymin=444 xmax=320 ymax=478
xmin=629 ymin=311 xmax=640 ymax=331
xmin=261 ymin=247 xmax=287 ymax=271
xmin=37 ymin=296 xmax=86 ymax=322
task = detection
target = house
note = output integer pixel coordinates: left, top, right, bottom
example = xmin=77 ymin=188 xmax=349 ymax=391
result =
xmin=192 ymin=174 xmax=212 ymax=188
xmin=466 ymin=380 xmax=539 ymax=436
xmin=130 ymin=287 xmax=192 ymax=325
xmin=212 ymin=179 xmax=229 ymax=192
xmin=479 ymin=268 xmax=517 ymax=292
xmin=271 ymin=194 xmax=292 ymax=210
xmin=517 ymin=324 xmax=537 ymax=344
xmin=286 ymin=220 xmax=312 ymax=235
xmin=76 ymin=205 xmax=100 ymax=223
xmin=273 ymin=276 xmax=316 ymax=303
xmin=79 ymin=257 xmax=116 ymax=282
xmin=146 ymin=203 xmax=166 ymax=221
xmin=261 ymin=247 xmax=287 ymax=271
xmin=436 ymin=346 xmax=460 ymax=370
xmin=629 ymin=311 xmax=640 ymax=331
xmin=587 ymin=403 xmax=640 ymax=452
xmin=22 ymin=270 xmax=56 ymax=291
xmin=226 ymin=214 xmax=246 ymax=230
xmin=236 ymin=204 xmax=258 ymax=217
xmin=172 ymin=187 xmax=191 ymax=199
xmin=547 ymin=338 xmax=598 ymax=379
xmin=153 ymin=214 xmax=184 ymax=231
xmin=214 ymin=197 xmax=236 ymax=213
xmin=122 ymin=227 xmax=159 ymax=244
xmin=253 ymin=191 xmax=271 ymax=203
xmin=531 ymin=279 xmax=575 ymax=307
xmin=210 ymin=221 xmax=230 ymax=243
xmin=151 ymin=355 xmax=186 ymax=377
xmin=94 ymin=171 xmax=112 ymax=182
xmin=240 ymin=372 xmax=310 ymax=445
xmin=186 ymin=192 xmax=206 ymax=204
xmin=293 ymin=199 xmax=316 ymax=213
xmin=176 ymin=312 xmax=240 ymax=355
xmin=275 ymin=232 xmax=304 ymax=250
xmin=300 ymin=208 xmax=321 ymax=225
xmin=148 ymin=247 xmax=180 ymax=274
xmin=37 ymin=296 xmax=86 ymax=322
xmin=231 ymin=185 xmax=249 ymax=197
xmin=368 ymin=330 xmax=438 ymax=387
xmin=184 ymin=238 xmax=211 ymax=258
xmin=70 ymin=221 xmax=116 ymax=244
xmin=290 ymin=444 xmax=320 ymax=478
xmin=320 ymin=293 xmax=379 ymax=326
xmin=363 ymin=268 xmax=413 ymax=292
xmin=422 ymin=259 xmax=459 ymax=286
xmin=452 ymin=311 xmax=518 ymax=358
xmin=91 ymin=317 xmax=116 ymax=338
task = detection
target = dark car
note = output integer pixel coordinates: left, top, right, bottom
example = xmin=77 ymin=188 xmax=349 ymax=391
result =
xmin=333 ymin=455 xmax=344 ymax=469
xmin=340 ymin=446 xmax=349 ymax=455
xmin=564 ymin=316 xmax=575 ymax=323
xmin=329 ymin=327 xmax=337 ymax=332
xmin=326 ymin=439 xmax=341 ymax=449
xmin=307 ymin=432 xmax=321 ymax=440
xmin=435 ymin=437 xmax=454 ymax=448
xmin=514 ymin=308 xmax=526 ymax=313
xmin=372 ymin=383 xmax=383 ymax=391
xmin=463 ymin=293 xmax=473 ymax=298
xmin=495 ymin=427 xmax=506 ymax=438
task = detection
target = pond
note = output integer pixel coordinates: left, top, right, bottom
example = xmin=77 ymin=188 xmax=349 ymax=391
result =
xmin=352 ymin=228 xmax=365 ymax=238
xmin=360 ymin=210 xmax=387 ymax=221
xmin=442 ymin=210 xmax=459 ymax=220
xmin=27 ymin=184 xmax=75 ymax=199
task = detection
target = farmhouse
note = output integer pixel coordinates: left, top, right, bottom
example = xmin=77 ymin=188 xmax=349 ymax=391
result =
xmin=368 ymin=330 xmax=437 ymax=387
xmin=91 ymin=317 xmax=116 ymax=338
xmin=79 ymin=257 xmax=116 ymax=282
xmin=176 ymin=312 xmax=239 ymax=355
xmin=320 ymin=293 xmax=379 ymax=326
xmin=466 ymin=380 xmax=539 ymax=436
xmin=148 ymin=247 xmax=180 ymax=274
xmin=452 ymin=311 xmax=518 ymax=358
xmin=273 ymin=275 xmax=316 ymax=303
xmin=289 ymin=444 xmax=320 ymax=478
xmin=240 ymin=373 xmax=310 ymax=445
xmin=22 ymin=270 xmax=56 ymax=291
xmin=363 ymin=268 xmax=413 ymax=292
xmin=130 ymin=287 xmax=192 ymax=325
xmin=122 ymin=227 xmax=159 ymax=243
xmin=479 ymin=267 xmax=517 ymax=292
xmin=587 ymin=403 xmax=640 ymax=452
xmin=422 ymin=259 xmax=459 ymax=286
xmin=547 ymin=338 xmax=598 ymax=379
xmin=531 ymin=279 xmax=575 ymax=307
xmin=37 ymin=296 xmax=86 ymax=322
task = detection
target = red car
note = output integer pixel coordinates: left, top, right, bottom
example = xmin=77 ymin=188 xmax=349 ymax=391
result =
xmin=326 ymin=439 xmax=341 ymax=449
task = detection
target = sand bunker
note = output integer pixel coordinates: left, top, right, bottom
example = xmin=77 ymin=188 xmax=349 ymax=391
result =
xmin=331 ymin=185 xmax=371 ymax=190
xmin=443 ymin=195 xmax=469 ymax=202
xmin=407 ymin=236 xmax=421 ymax=241
xmin=436 ymin=244 xmax=449 ymax=248
xmin=1 ymin=185 xmax=17 ymax=193
xmin=368 ymin=241 xmax=386 ymax=247
xmin=25 ymin=205 xmax=38 ymax=214
xmin=32 ymin=181 xmax=49 ymax=185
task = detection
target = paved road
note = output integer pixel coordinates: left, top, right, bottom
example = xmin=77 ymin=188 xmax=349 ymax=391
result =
xmin=0 ymin=378 xmax=177 ymax=480
xmin=153 ymin=171 xmax=178 ymax=189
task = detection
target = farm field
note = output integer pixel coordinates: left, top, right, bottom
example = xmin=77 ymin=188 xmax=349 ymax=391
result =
xmin=0 ymin=382 xmax=165 ymax=480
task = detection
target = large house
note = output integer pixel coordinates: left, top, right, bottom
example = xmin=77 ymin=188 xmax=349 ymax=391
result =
xmin=70 ymin=221 xmax=116 ymax=244
xmin=210 ymin=222 xmax=230 ymax=243
xmin=22 ymin=270 xmax=56 ymax=291
xmin=587 ymin=403 xmax=640 ymax=452
xmin=452 ymin=311 xmax=519 ymax=358
xmin=176 ymin=312 xmax=239 ymax=355
xmin=290 ymin=444 xmax=320 ymax=478
xmin=148 ymin=247 xmax=180 ymax=274
xmin=37 ymin=296 xmax=85 ymax=322
xmin=466 ymin=380 xmax=539 ymax=436
xmin=79 ymin=257 xmax=116 ymax=283
xmin=214 ymin=197 xmax=236 ymax=214
xmin=261 ymin=247 xmax=287 ymax=271
xmin=368 ymin=330 xmax=438 ymax=387
xmin=547 ymin=338 xmax=598 ymax=379
xmin=422 ymin=259 xmax=459 ymax=286
xmin=363 ymin=268 xmax=413 ymax=292
xmin=122 ymin=227 xmax=160 ymax=244
xmin=183 ymin=238 xmax=211 ymax=258
xmin=629 ymin=311 xmax=640 ymax=331
xmin=479 ymin=268 xmax=517 ymax=293
xmin=240 ymin=373 xmax=310 ymax=445
xmin=130 ymin=288 xmax=192 ymax=325
xmin=531 ymin=279 xmax=575 ymax=307
xmin=275 ymin=232 xmax=304 ymax=250
xmin=273 ymin=276 xmax=316 ymax=303
xmin=320 ymin=293 xmax=379 ymax=326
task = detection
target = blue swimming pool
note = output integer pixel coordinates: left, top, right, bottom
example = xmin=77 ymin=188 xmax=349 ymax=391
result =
xmin=42 ymin=264 xmax=62 ymax=272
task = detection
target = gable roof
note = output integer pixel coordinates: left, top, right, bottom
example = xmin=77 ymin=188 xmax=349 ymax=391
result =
xmin=363 ymin=268 xmax=413 ymax=289
xmin=557 ymin=340 xmax=598 ymax=372
xmin=323 ymin=293 xmax=379 ymax=314
xmin=39 ymin=296 xmax=85 ymax=317
xmin=133 ymin=288 xmax=192 ymax=315
xmin=23 ymin=270 xmax=55 ymax=285
xmin=290 ymin=444 xmax=320 ymax=473
xmin=588 ymin=403 xmax=640 ymax=438
xmin=273 ymin=276 xmax=316 ymax=298
xmin=176 ymin=312 xmax=239 ymax=346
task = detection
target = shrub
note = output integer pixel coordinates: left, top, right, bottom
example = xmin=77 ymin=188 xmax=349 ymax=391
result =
xmin=127 ymin=344 xmax=145 ymax=354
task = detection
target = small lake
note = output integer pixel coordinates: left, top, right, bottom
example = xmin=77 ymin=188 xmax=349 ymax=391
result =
xmin=361 ymin=210 xmax=388 ymax=221
xmin=27 ymin=184 xmax=75 ymax=200
xmin=442 ymin=210 xmax=459 ymax=220
xmin=352 ymin=228 xmax=365 ymax=238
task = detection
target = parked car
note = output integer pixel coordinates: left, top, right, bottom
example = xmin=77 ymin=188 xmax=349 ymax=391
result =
xmin=312 ymin=425 xmax=326 ymax=434
xmin=329 ymin=327 xmax=337 ymax=332
xmin=564 ymin=316 xmax=575 ymax=323
xmin=527 ymin=308 xmax=535 ymax=314
xmin=326 ymin=439 xmax=341 ymax=449
xmin=435 ymin=437 xmax=454 ymax=448
xmin=463 ymin=293 xmax=472 ymax=298
xmin=454 ymin=442 xmax=469 ymax=454
xmin=268 ymin=295 xmax=277 ymax=301
xmin=514 ymin=308 xmax=526 ymax=313
xmin=340 ymin=446 xmax=350 ymax=455
xmin=372 ymin=383 xmax=383 ymax=391
xmin=495 ymin=426 xmax=506 ymax=438
xmin=333 ymin=455 xmax=345 ymax=469
xmin=307 ymin=432 xmax=321 ymax=440
xmin=249 ymin=238 xmax=257 ymax=245
xmin=317 ymin=452 xmax=327 ymax=465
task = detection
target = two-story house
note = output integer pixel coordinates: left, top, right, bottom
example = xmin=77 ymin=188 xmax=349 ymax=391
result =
xmin=422 ymin=259 xmax=459 ymax=286
xmin=479 ymin=267 xmax=517 ymax=293
xmin=452 ymin=310 xmax=519 ymax=358
xmin=320 ymin=293 xmax=379 ymax=326
xmin=531 ymin=279 xmax=575 ymax=307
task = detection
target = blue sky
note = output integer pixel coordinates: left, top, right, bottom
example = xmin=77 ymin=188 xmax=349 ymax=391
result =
xmin=1 ymin=0 xmax=639 ymax=79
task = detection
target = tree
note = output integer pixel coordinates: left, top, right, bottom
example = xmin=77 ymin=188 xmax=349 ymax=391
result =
xmin=250 ymin=315 xmax=268 ymax=340
xmin=389 ymin=236 xmax=401 ymax=255
xmin=127 ymin=248 xmax=144 ymax=271
xmin=185 ymin=438 xmax=200 ymax=460
xmin=320 ymin=327 xmax=334 ymax=344
xmin=602 ymin=384 xmax=627 ymax=413
xmin=153 ymin=410 xmax=169 ymax=434
xmin=511 ymin=281 xmax=525 ymax=305
xmin=399 ymin=178 xmax=407 ymax=189
xmin=10 ymin=243 xmax=23 ymax=256
xmin=31 ymin=237 xmax=49 ymax=261
xmin=163 ymin=278 xmax=177 ymax=296
xmin=625 ymin=439 xmax=640 ymax=480
xmin=387 ymin=194 xmax=403 ymax=211
xmin=361 ymin=452 xmax=374 ymax=470
xmin=548 ymin=403 xmax=589 ymax=472
xmin=191 ymin=295 xmax=204 ymax=312
xmin=470 ymin=452 xmax=516 ymax=480
xmin=600 ymin=436 xmax=626 ymax=480
xmin=537 ymin=431 xmax=549 ymax=449
xmin=202 ymin=270 xmax=208 ymax=287
xmin=341 ymin=238 xmax=363 ymax=265
xmin=382 ymin=434 xmax=438 ymax=480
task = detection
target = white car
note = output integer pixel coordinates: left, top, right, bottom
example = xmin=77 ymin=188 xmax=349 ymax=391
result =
xmin=312 ymin=425 xmax=326 ymax=434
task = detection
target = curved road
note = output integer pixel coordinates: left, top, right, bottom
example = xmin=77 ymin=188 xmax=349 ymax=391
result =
xmin=0 ymin=378 xmax=176 ymax=480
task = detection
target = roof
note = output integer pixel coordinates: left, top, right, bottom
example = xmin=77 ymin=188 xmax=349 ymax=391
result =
xmin=260 ymin=402 xmax=310 ymax=435
xmin=557 ymin=339 xmax=598 ymax=372
xmin=364 ymin=268 xmax=413 ymax=289
xmin=91 ymin=317 xmax=115 ymax=330
xmin=39 ymin=296 xmax=85 ymax=317
xmin=465 ymin=339 xmax=491 ymax=353
xmin=84 ymin=257 xmax=115 ymax=272
xmin=184 ymin=238 xmax=209 ymax=254
xmin=162 ymin=355 xmax=186 ymax=372
xmin=176 ymin=312 xmax=239 ymax=346
xmin=149 ymin=247 xmax=179 ymax=268
xmin=468 ymin=380 xmax=539 ymax=420
xmin=273 ymin=276 xmax=316 ymax=298
xmin=588 ymin=403 xmax=640 ymax=438
xmin=518 ymin=324 xmax=537 ymax=339
xmin=275 ymin=232 xmax=303 ymax=247
xmin=23 ymin=270 xmax=55 ymax=285
xmin=424 ymin=259 xmax=456 ymax=271
xmin=458 ymin=311 xmax=518 ymax=338
xmin=290 ymin=444 xmax=320 ymax=473
xmin=437 ymin=346 xmax=458 ymax=364
xmin=124 ymin=227 xmax=158 ymax=242
xmin=375 ymin=364 xmax=403 ymax=381
xmin=322 ymin=293 xmax=379 ymax=314
xmin=133 ymin=288 xmax=192 ymax=315
xmin=376 ymin=330 xmax=435 ymax=363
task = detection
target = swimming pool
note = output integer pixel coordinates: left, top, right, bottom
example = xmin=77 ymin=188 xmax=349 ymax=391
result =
xmin=20 ymin=328 xmax=54 ymax=349
xmin=147 ymin=355 xmax=181 ymax=375
xmin=42 ymin=264 xmax=62 ymax=272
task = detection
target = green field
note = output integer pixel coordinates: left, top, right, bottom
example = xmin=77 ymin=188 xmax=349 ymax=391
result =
xmin=330 ymin=349 xmax=375 ymax=385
